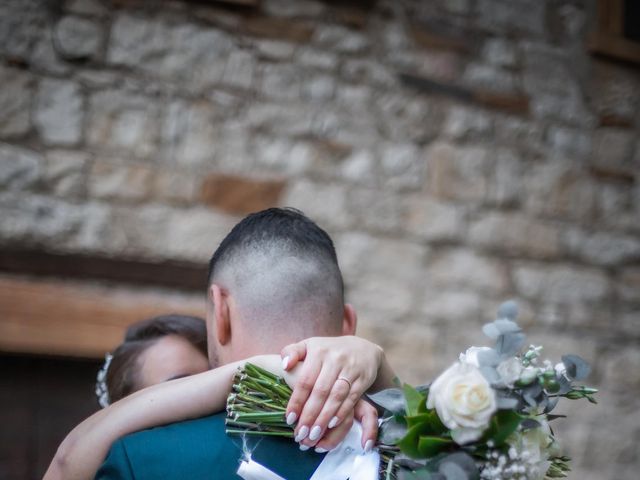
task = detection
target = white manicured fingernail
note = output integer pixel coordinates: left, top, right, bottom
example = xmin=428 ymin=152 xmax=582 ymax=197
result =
xmin=315 ymin=447 xmax=328 ymax=453
xmin=309 ymin=425 xmax=322 ymax=441
xmin=364 ymin=440 xmax=374 ymax=453
xmin=281 ymin=356 xmax=290 ymax=370
xmin=286 ymin=412 xmax=297 ymax=425
xmin=299 ymin=444 xmax=310 ymax=451
xmin=328 ymin=416 xmax=339 ymax=429
xmin=295 ymin=425 xmax=309 ymax=442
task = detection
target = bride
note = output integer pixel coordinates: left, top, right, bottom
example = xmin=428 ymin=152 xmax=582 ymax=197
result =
xmin=44 ymin=314 xmax=397 ymax=480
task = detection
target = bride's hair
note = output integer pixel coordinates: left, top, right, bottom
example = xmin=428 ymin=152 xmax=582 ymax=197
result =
xmin=96 ymin=314 xmax=207 ymax=407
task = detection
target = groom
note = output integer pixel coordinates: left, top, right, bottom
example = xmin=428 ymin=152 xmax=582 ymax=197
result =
xmin=96 ymin=208 xmax=360 ymax=479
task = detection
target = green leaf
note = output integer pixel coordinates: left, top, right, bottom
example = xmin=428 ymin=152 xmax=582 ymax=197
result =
xmin=482 ymin=411 xmax=524 ymax=446
xmin=404 ymin=383 xmax=427 ymax=417
xmin=406 ymin=411 xmax=448 ymax=435
xmin=396 ymin=422 xmax=432 ymax=458
xmin=418 ymin=436 xmax=453 ymax=457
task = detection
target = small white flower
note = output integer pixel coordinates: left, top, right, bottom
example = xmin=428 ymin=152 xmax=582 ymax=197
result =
xmin=459 ymin=346 xmax=493 ymax=368
xmin=496 ymin=357 xmax=523 ymax=388
xmin=554 ymin=362 xmax=567 ymax=377
xmin=426 ymin=361 xmax=497 ymax=445
xmin=519 ymin=366 xmax=538 ymax=385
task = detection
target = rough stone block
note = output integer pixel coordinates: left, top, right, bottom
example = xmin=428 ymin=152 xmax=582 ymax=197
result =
xmin=87 ymin=89 xmax=159 ymax=159
xmin=420 ymin=290 xmax=482 ymax=322
xmin=591 ymin=128 xmax=636 ymax=171
xmin=428 ymin=249 xmax=509 ymax=294
xmin=295 ymin=47 xmax=338 ymax=70
xmin=251 ymin=136 xmax=313 ymax=174
xmin=301 ymin=74 xmax=336 ymax=101
xmin=482 ymin=37 xmax=517 ymax=67
xmin=562 ymin=228 xmax=640 ymax=267
xmin=107 ymin=14 xmax=231 ymax=87
xmin=260 ymin=63 xmax=302 ymax=100
xmin=513 ymin=263 xmax=610 ymax=303
xmin=0 ymin=66 xmax=32 ymax=137
xmin=426 ymin=142 xmax=490 ymax=203
xmin=313 ymin=24 xmax=369 ymax=53
xmin=45 ymin=150 xmax=88 ymax=197
xmin=222 ymin=50 xmax=255 ymax=90
xmin=462 ymin=62 xmax=518 ymax=93
xmin=0 ymin=144 xmax=43 ymax=190
xmin=404 ymin=196 xmax=466 ymax=242
xmin=255 ymin=39 xmax=296 ymax=61
xmin=469 ymin=212 xmax=561 ymax=259
xmin=442 ymin=105 xmax=493 ymax=141
xmin=486 ymin=148 xmax=524 ymax=207
xmin=200 ymin=174 xmax=286 ymax=216
xmin=88 ymin=161 xmax=153 ymax=202
xmin=477 ymin=0 xmax=544 ymax=36
xmin=347 ymin=188 xmax=407 ymax=234
xmin=34 ymin=79 xmax=83 ymax=146
xmin=545 ymin=125 xmax=592 ymax=157
xmin=618 ymin=267 xmax=640 ymax=302
xmin=151 ymin=169 xmax=198 ymax=205
xmin=525 ymin=162 xmax=597 ymax=220
xmin=282 ymin=180 xmax=351 ymax=230
xmin=380 ymin=142 xmax=425 ymax=190
xmin=54 ymin=15 xmax=102 ymax=60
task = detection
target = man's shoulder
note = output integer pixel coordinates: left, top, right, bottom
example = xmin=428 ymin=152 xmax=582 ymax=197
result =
xmin=96 ymin=412 xmax=324 ymax=480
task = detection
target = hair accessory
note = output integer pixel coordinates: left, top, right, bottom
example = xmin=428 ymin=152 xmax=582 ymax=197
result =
xmin=95 ymin=353 xmax=113 ymax=408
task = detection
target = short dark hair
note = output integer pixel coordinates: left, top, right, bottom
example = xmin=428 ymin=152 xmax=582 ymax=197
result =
xmin=207 ymin=208 xmax=345 ymax=335
xmin=105 ymin=314 xmax=207 ymax=404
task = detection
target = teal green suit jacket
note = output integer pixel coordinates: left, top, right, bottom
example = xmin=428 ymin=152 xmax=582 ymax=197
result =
xmin=96 ymin=412 xmax=324 ymax=479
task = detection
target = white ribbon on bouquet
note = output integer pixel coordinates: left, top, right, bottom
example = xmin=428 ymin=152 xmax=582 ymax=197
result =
xmin=237 ymin=421 xmax=380 ymax=480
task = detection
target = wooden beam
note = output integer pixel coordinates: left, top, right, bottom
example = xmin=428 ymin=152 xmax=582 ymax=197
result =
xmin=0 ymin=249 xmax=208 ymax=292
xmin=0 ymin=276 xmax=205 ymax=359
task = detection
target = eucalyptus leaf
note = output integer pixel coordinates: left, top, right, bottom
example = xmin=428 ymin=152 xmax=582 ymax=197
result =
xmin=480 ymin=366 xmax=501 ymax=386
xmin=482 ymin=323 xmax=501 ymax=340
xmin=495 ymin=332 xmax=525 ymax=357
xmin=438 ymin=453 xmax=478 ymax=480
xmin=493 ymin=318 xmax=522 ymax=334
xmin=561 ymin=354 xmax=591 ymax=381
xmin=477 ymin=348 xmax=501 ymax=367
xmin=380 ymin=416 xmax=409 ymax=444
xmin=369 ymin=388 xmax=406 ymax=415
xmin=556 ymin=376 xmax=572 ymax=395
xmin=520 ymin=418 xmax=541 ymax=430
xmin=544 ymin=395 xmax=559 ymax=414
xmin=497 ymin=300 xmax=519 ymax=320
xmin=522 ymin=383 xmax=543 ymax=407
xmin=496 ymin=395 xmax=519 ymax=410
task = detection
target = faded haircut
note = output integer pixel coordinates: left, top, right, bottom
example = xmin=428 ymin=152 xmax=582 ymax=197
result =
xmin=207 ymin=208 xmax=345 ymax=336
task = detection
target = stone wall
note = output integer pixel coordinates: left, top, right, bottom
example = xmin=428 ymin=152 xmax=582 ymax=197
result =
xmin=1 ymin=0 xmax=639 ymax=478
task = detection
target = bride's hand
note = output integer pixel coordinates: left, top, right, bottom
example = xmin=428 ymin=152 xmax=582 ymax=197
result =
xmin=280 ymin=336 xmax=383 ymax=448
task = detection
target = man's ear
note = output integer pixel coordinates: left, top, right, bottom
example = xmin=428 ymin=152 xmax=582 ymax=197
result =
xmin=342 ymin=303 xmax=357 ymax=335
xmin=210 ymin=283 xmax=231 ymax=346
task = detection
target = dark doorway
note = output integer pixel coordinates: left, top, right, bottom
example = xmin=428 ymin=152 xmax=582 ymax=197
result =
xmin=0 ymin=354 xmax=101 ymax=480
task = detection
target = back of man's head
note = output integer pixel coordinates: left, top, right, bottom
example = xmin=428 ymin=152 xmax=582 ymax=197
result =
xmin=208 ymin=208 xmax=345 ymax=342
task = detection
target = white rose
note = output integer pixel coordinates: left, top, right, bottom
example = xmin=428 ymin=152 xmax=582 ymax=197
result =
xmin=496 ymin=358 xmax=523 ymax=388
xmin=426 ymin=362 xmax=497 ymax=445
xmin=459 ymin=346 xmax=493 ymax=368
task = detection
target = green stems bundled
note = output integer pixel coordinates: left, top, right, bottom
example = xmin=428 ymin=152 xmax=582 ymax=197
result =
xmin=226 ymin=363 xmax=396 ymax=480
xmin=225 ymin=363 xmax=294 ymax=438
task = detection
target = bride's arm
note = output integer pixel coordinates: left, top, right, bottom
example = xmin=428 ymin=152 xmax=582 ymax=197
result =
xmin=43 ymin=355 xmax=281 ymax=480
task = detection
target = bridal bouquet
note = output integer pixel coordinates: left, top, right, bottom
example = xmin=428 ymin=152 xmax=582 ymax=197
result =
xmin=226 ymin=302 xmax=597 ymax=480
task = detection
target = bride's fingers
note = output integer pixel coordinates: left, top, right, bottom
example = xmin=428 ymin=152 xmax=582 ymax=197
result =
xmin=280 ymin=340 xmax=307 ymax=371
xmin=354 ymin=400 xmax=378 ymax=451
xmin=298 ymin=373 xmax=354 ymax=445
xmin=306 ymin=411 xmax=355 ymax=452
xmin=286 ymin=357 xmax=322 ymax=427
xmin=293 ymin=362 xmax=343 ymax=443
